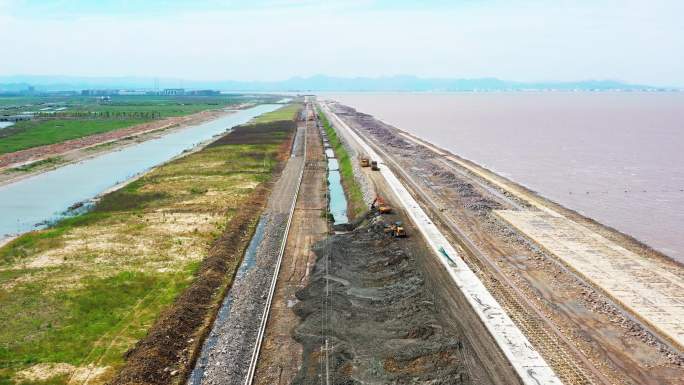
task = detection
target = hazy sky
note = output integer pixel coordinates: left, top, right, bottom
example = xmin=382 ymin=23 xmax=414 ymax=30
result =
xmin=1 ymin=0 xmax=682 ymax=86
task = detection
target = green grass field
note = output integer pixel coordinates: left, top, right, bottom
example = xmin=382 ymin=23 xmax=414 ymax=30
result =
xmin=317 ymin=108 xmax=366 ymax=218
xmin=0 ymin=119 xmax=146 ymax=154
xmin=0 ymin=105 xmax=298 ymax=385
xmin=78 ymin=97 xmax=240 ymax=118
xmin=0 ymin=94 xmax=286 ymax=156
xmin=252 ymin=103 xmax=301 ymax=123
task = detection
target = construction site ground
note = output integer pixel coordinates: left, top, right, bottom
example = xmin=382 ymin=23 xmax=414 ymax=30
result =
xmin=253 ymin=108 xmax=328 ymax=385
xmin=324 ymin=101 xmax=684 ymax=385
xmin=289 ymin=212 xmax=495 ymax=385
xmin=250 ymin=103 xmax=519 ymax=385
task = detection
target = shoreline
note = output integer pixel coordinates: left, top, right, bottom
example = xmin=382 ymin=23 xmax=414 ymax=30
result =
xmin=395 ymin=128 xmax=684 ymax=270
xmin=351 ymin=108 xmax=683 ymax=269
xmin=327 ymin=101 xmax=684 ymax=383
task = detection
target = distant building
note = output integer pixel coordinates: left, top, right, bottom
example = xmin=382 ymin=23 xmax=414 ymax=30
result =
xmin=186 ymin=89 xmax=221 ymax=96
xmin=162 ymin=88 xmax=185 ymax=96
xmin=81 ymin=89 xmax=120 ymax=96
xmin=118 ymin=90 xmax=147 ymax=96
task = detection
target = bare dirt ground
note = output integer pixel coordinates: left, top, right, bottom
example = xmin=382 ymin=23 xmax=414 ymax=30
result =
xmin=329 ymin=102 xmax=684 ymax=385
xmin=262 ymin=103 xmax=508 ymax=385
xmin=253 ymin=110 xmax=329 ymax=385
xmin=0 ymin=108 xmax=234 ymax=185
xmin=289 ymin=211 xmax=493 ymax=385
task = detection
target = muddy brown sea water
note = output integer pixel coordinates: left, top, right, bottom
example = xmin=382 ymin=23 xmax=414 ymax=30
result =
xmin=324 ymin=92 xmax=684 ymax=263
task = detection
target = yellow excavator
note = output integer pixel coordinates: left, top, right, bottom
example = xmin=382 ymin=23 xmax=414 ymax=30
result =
xmin=371 ymin=195 xmax=392 ymax=214
xmin=360 ymin=157 xmax=370 ymax=167
xmin=384 ymin=221 xmax=407 ymax=238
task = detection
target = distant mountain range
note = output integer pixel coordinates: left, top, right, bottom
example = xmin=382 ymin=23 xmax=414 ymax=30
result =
xmin=0 ymin=74 xmax=676 ymax=92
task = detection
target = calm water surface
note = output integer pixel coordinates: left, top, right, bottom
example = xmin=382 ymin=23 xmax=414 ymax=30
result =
xmin=0 ymin=104 xmax=280 ymax=240
xmin=327 ymin=93 xmax=684 ymax=263
xmin=327 ymin=158 xmax=349 ymax=224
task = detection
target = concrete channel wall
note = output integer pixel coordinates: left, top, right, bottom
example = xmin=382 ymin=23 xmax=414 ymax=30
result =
xmin=320 ymin=102 xmax=563 ymax=385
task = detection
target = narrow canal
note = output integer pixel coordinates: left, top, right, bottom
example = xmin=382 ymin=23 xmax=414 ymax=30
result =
xmin=0 ymin=104 xmax=281 ymax=240
xmin=323 ymin=139 xmax=348 ymax=225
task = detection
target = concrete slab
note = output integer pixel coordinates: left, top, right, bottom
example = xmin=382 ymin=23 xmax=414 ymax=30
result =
xmin=496 ymin=210 xmax=684 ymax=350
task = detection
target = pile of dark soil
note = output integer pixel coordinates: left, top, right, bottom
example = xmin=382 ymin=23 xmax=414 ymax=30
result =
xmin=335 ymin=105 xmax=412 ymax=150
xmin=109 ymin=119 xmax=296 ymax=385
xmin=209 ymin=120 xmax=295 ymax=147
xmin=291 ymin=216 xmax=475 ymax=385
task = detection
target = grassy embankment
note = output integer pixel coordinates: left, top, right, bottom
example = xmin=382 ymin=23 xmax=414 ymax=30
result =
xmin=0 ymin=95 xmax=259 ymax=155
xmin=0 ymin=104 xmax=299 ymax=385
xmin=317 ymin=108 xmax=365 ymax=219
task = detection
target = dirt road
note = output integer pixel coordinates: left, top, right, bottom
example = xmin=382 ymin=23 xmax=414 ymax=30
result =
xmin=253 ymin=105 xmax=328 ymax=385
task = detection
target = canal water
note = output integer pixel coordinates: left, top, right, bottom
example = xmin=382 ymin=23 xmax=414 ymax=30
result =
xmin=327 ymin=157 xmax=349 ymax=224
xmin=0 ymin=104 xmax=280 ymax=240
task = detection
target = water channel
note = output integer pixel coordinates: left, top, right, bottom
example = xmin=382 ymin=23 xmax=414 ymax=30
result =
xmin=0 ymin=104 xmax=281 ymax=240
xmin=325 ymin=150 xmax=349 ymax=224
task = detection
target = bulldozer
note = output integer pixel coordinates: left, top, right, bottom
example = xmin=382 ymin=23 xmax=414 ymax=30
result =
xmin=370 ymin=160 xmax=380 ymax=171
xmin=360 ymin=157 xmax=370 ymax=167
xmin=371 ymin=196 xmax=392 ymax=214
xmin=384 ymin=221 xmax=407 ymax=238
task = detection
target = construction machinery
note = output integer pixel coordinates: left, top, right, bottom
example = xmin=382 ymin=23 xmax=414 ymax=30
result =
xmin=360 ymin=157 xmax=370 ymax=167
xmin=371 ymin=160 xmax=380 ymax=171
xmin=384 ymin=221 xmax=407 ymax=238
xmin=371 ymin=196 xmax=392 ymax=214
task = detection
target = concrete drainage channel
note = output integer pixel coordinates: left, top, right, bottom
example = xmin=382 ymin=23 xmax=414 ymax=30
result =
xmin=325 ymin=151 xmax=349 ymax=226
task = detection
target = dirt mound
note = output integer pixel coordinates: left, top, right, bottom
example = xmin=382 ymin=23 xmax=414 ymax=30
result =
xmin=290 ymin=216 xmax=480 ymax=385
